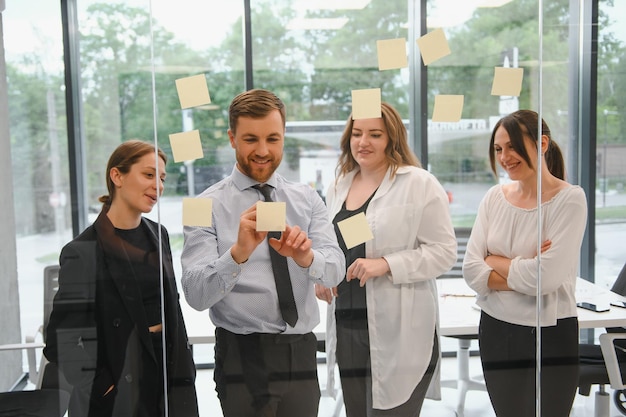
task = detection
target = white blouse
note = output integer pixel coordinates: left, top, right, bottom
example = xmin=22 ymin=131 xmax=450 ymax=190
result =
xmin=462 ymin=184 xmax=587 ymax=327
xmin=324 ymin=166 xmax=457 ymax=409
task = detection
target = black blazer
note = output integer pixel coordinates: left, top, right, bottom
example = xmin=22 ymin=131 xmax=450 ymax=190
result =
xmin=44 ymin=210 xmax=198 ymax=417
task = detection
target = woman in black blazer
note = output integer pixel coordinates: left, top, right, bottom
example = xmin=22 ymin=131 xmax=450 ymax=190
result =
xmin=44 ymin=140 xmax=198 ymax=417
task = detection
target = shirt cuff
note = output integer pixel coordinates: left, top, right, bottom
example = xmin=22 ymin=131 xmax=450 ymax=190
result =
xmin=302 ymin=250 xmax=323 ymax=281
xmin=217 ymin=249 xmax=242 ymax=291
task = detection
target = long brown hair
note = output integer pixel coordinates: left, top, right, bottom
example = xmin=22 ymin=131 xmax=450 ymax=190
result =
xmin=99 ymin=140 xmax=167 ymax=207
xmin=489 ymin=110 xmax=565 ymax=180
xmin=336 ymin=102 xmax=421 ymax=180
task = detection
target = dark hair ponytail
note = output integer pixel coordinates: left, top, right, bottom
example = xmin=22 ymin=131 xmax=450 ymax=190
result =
xmin=545 ymin=139 xmax=565 ymax=180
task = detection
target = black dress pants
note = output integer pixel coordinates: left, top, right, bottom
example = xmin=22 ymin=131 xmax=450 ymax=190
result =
xmin=479 ymin=311 xmax=579 ymax=417
xmin=214 ymin=327 xmax=320 ymax=417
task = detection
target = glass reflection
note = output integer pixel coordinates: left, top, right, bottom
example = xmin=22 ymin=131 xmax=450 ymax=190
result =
xmin=43 ymin=141 xmax=198 ymax=416
xmin=5 ymin=0 xmax=626 ymax=415
xmin=463 ymin=110 xmax=587 ymax=416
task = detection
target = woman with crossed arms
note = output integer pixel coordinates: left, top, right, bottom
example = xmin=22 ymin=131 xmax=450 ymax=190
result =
xmin=463 ymin=110 xmax=587 ymax=417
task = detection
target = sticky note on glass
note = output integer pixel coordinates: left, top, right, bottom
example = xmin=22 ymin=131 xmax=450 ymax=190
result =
xmin=337 ymin=212 xmax=374 ymax=250
xmin=377 ymin=38 xmax=408 ymax=70
xmin=416 ymin=28 xmax=451 ymax=66
xmin=432 ymin=95 xmax=464 ymax=122
xmin=491 ymin=67 xmax=524 ymax=96
xmin=351 ymin=88 xmax=381 ymax=120
xmin=169 ymin=130 xmax=204 ymax=163
xmin=256 ymin=202 xmax=286 ymax=232
xmin=175 ymin=74 xmax=211 ymax=109
xmin=182 ymin=198 xmax=212 ymax=227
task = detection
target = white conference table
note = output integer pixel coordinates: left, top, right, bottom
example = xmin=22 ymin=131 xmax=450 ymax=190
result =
xmin=437 ymin=277 xmax=626 ymax=417
xmin=185 ymin=277 xmax=626 ymax=342
xmin=437 ymin=277 xmax=626 ymax=336
xmin=182 ymin=277 xmax=626 ymax=417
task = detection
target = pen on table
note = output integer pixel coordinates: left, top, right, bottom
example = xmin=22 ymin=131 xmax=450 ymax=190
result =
xmin=440 ymin=293 xmax=476 ymax=298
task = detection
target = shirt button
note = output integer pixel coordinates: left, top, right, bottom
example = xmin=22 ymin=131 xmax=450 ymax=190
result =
xmin=113 ymin=318 xmax=121 ymax=327
xmin=125 ymin=374 xmax=133 ymax=383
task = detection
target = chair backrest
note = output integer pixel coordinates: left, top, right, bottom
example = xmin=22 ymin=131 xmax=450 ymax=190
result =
xmin=438 ymin=227 xmax=472 ymax=279
xmin=605 ymin=262 xmax=626 ymax=335
xmin=42 ymin=265 xmax=60 ymax=341
xmin=39 ymin=265 xmax=72 ymax=393
xmin=610 ymin=262 xmax=626 ymax=296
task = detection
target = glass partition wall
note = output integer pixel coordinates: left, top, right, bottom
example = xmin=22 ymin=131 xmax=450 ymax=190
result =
xmin=2 ymin=0 xmax=625 ymax=416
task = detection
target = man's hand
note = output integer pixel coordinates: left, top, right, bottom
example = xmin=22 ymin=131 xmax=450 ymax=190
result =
xmin=315 ymin=284 xmax=337 ymax=304
xmin=231 ymin=204 xmax=267 ymax=264
xmin=269 ymin=225 xmax=314 ymax=268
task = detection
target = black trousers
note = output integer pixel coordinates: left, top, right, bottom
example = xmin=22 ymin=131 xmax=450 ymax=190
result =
xmin=479 ymin=311 xmax=579 ymax=417
xmin=213 ymin=327 xmax=320 ymax=417
xmin=336 ymin=320 xmax=438 ymax=417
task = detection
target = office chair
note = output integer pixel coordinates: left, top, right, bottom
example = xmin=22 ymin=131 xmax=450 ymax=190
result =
xmin=0 ymin=265 xmax=71 ymax=417
xmin=0 ymin=361 xmax=71 ymax=417
xmin=578 ymin=261 xmax=626 ymax=416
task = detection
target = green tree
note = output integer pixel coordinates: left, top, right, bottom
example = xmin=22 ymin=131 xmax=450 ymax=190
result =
xmin=79 ymin=3 xmax=211 ymax=198
xmin=7 ymin=58 xmax=68 ymax=234
xmin=306 ymin=0 xmax=410 ymax=119
xmin=597 ymin=0 xmax=626 ymax=145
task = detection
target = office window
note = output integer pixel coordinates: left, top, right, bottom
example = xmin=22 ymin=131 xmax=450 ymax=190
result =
xmin=75 ymin=0 xmax=246 ymax=385
xmin=4 ymin=0 xmax=626 ymax=415
xmin=2 ymin=1 xmax=69 ymax=389
xmin=428 ymin=0 xmax=571 ymax=228
xmin=596 ymin=0 xmax=626 ymax=290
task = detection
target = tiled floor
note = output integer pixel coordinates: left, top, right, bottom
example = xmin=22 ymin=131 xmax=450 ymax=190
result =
xmin=191 ymin=339 xmax=626 ymax=417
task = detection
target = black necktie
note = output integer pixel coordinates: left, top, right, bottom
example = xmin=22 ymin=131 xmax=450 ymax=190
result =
xmin=253 ymin=184 xmax=299 ymax=327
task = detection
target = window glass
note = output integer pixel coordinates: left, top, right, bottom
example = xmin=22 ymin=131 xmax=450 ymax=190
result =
xmin=2 ymin=1 xmax=69 ymax=390
xmin=7 ymin=0 xmax=624 ymax=415
xmin=428 ymin=0 xmax=571 ymax=227
xmin=596 ymin=1 xmax=626 ymax=291
xmin=74 ymin=1 xmax=244 ymax=414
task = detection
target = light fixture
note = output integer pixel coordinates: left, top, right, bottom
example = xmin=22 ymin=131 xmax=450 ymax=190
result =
xmin=297 ymin=0 xmax=371 ymax=10
xmin=286 ymin=17 xmax=349 ymax=31
xmin=477 ymin=0 xmax=513 ymax=7
xmin=428 ymin=0 xmax=513 ymax=28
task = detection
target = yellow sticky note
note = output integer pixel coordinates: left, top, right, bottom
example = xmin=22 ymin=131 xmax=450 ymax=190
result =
xmin=175 ymin=74 xmax=211 ymax=109
xmin=256 ymin=201 xmax=286 ymax=232
xmin=432 ymin=95 xmax=464 ymax=122
xmin=182 ymin=198 xmax=212 ymax=227
xmin=351 ymin=88 xmax=382 ymax=120
xmin=416 ymin=28 xmax=451 ymax=66
xmin=169 ymin=130 xmax=204 ymax=163
xmin=491 ymin=67 xmax=524 ymax=96
xmin=377 ymin=38 xmax=408 ymax=71
xmin=337 ymin=212 xmax=374 ymax=250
